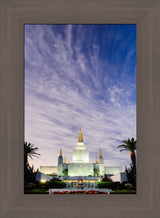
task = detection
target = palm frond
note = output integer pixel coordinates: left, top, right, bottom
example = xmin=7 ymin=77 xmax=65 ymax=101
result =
xmin=24 ymin=142 xmax=40 ymax=160
xmin=119 ymin=149 xmax=128 ymax=152
xmin=118 ymin=137 xmax=136 ymax=152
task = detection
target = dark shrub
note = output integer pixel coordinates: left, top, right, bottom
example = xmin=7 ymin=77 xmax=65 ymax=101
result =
xmin=97 ymin=181 xmax=122 ymax=190
xmin=33 ymin=181 xmax=44 ymax=189
xmin=121 ymin=181 xmax=128 ymax=190
xmin=97 ymin=181 xmax=112 ymax=189
xmin=44 ymin=180 xmax=66 ymax=189
xmin=51 ymin=177 xmax=62 ymax=181
xmin=102 ymin=175 xmax=112 ymax=182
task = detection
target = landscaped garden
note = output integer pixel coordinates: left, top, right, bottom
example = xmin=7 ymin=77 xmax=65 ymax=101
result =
xmin=52 ymin=190 xmax=106 ymax=194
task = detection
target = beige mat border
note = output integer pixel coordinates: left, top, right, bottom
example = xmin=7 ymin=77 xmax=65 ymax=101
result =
xmin=0 ymin=0 xmax=160 ymax=217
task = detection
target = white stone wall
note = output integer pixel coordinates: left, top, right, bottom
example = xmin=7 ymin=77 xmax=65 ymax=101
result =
xmin=72 ymin=149 xmax=89 ymax=163
xmin=36 ymin=172 xmax=52 ymax=182
xmin=104 ymin=166 xmax=122 ymax=175
xmin=68 ymin=163 xmax=94 ymax=176
xmin=110 ymin=172 xmax=128 ymax=183
xmin=99 ymin=164 xmax=104 ymax=176
xmin=110 ymin=173 xmax=121 ymax=182
xmin=40 ymin=166 xmax=57 ymax=175
xmin=120 ymin=172 xmax=128 ymax=182
xmin=75 ymin=141 xmax=86 ymax=150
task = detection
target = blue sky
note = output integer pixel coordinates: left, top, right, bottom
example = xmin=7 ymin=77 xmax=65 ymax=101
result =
xmin=25 ymin=24 xmax=136 ymax=171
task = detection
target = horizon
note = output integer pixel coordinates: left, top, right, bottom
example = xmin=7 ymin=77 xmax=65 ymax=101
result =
xmin=25 ymin=24 xmax=136 ymax=172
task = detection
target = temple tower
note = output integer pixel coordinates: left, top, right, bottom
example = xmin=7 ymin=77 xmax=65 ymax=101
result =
xmin=68 ymin=128 xmax=94 ymax=176
xmin=63 ymin=156 xmax=68 ymax=170
xmin=94 ymin=156 xmax=99 ymax=176
xmin=58 ymin=148 xmax=63 ymax=176
xmin=98 ymin=148 xmax=104 ymax=176
xmin=72 ymin=128 xmax=89 ymax=163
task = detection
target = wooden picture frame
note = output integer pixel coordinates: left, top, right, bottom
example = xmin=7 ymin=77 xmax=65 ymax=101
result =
xmin=0 ymin=0 xmax=160 ymax=217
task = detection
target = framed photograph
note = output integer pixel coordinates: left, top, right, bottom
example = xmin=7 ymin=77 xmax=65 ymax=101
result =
xmin=24 ymin=24 xmax=136 ymax=195
xmin=0 ymin=0 xmax=160 ymax=217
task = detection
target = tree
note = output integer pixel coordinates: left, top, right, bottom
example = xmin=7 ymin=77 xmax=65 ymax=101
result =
xmin=62 ymin=169 xmax=68 ymax=177
xmin=24 ymin=142 xmax=40 ymax=165
xmin=94 ymin=168 xmax=99 ymax=177
xmin=125 ymin=164 xmax=135 ymax=188
xmin=24 ymin=142 xmax=40 ymax=186
xmin=118 ymin=138 xmax=136 ymax=187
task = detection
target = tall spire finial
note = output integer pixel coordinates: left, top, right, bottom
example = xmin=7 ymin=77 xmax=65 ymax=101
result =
xmin=96 ymin=156 xmax=98 ymax=163
xmin=64 ymin=156 xmax=66 ymax=163
xmin=78 ymin=128 xmax=83 ymax=142
xmin=59 ymin=148 xmax=62 ymax=156
xmin=99 ymin=148 xmax=102 ymax=158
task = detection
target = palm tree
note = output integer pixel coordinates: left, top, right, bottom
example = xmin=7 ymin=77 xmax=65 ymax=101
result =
xmin=24 ymin=142 xmax=40 ymax=165
xmin=117 ymin=138 xmax=136 ymax=187
xmin=24 ymin=142 xmax=40 ymax=186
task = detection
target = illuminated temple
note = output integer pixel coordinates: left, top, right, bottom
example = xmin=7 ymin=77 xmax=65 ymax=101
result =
xmin=40 ymin=129 xmax=122 ymax=184
xmin=58 ymin=129 xmax=104 ymax=177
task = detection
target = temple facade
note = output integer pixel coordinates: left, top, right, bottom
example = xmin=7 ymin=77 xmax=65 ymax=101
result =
xmin=40 ymin=129 xmax=122 ymax=177
xmin=57 ymin=129 xmax=120 ymax=177
xmin=58 ymin=129 xmax=104 ymax=177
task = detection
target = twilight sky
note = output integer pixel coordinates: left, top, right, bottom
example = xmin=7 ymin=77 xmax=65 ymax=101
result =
xmin=25 ymin=24 xmax=136 ymax=171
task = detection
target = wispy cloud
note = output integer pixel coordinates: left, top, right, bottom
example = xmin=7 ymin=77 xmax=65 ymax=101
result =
xmin=25 ymin=25 xmax=136 ymax=171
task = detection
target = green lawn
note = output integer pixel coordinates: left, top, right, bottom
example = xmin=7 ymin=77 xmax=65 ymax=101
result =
xmin=111 ymin=190 xmax=136 ymax=194
xmin=24 ymin=189 xmax=48 ymax=194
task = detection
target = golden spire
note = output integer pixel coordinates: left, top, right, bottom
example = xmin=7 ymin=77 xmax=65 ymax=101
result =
xmin=99 ymin=148 xmax=102 ymax=158
xmin=78 ymin=128 xmax=83 ymax=142
xmin=64 ymin=156 xmax=66 ymax=163
xmin=59 ymin=148 xmax=62 ymax=156
xmin=96 ymin=156 xmax=98 ymax=163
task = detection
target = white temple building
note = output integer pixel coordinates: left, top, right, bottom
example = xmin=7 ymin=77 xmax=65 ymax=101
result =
xmin=40 ymin=129 xmax=122 ymax=178
xmin=58 ymin=128 xmax=103 ymax=177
